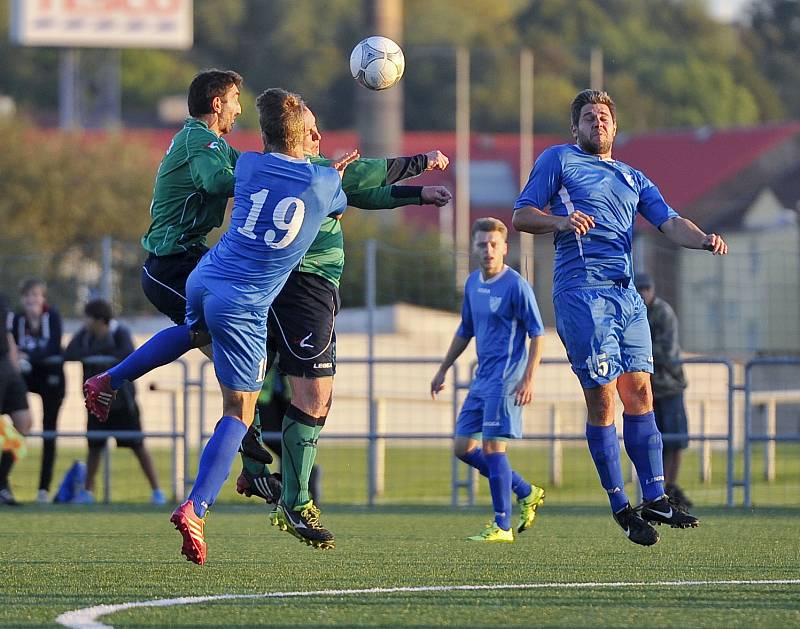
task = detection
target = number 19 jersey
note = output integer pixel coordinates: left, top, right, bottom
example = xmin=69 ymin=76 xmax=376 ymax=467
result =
xmin=193 ymin=152 xmax=347 ymax=310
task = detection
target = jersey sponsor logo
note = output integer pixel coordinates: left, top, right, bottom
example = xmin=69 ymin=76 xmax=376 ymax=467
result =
xmin=477 ymin=287 xmax=491 ymax=294
xmin=489 ymin=296 xmax=502 ymax=313
xmin=206 ymin=141 xmax=219 ymax=150
xmin=299 ymin=332 xmax=314 ymax=348
xmin=313 ymin=362 xmax=333 ymax=369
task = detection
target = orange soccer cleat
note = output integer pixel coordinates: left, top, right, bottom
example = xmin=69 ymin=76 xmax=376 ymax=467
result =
xmin=170 ymin=500 xmax=207 ymax=565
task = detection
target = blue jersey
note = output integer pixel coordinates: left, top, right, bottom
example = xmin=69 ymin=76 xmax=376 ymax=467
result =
xmin=194 ymin=152 xmax=347 ymax=310
xmin=515 ymin=143 xmax=679 ymax=296
xmin=456 ymin=266 xmax=544 ymax=395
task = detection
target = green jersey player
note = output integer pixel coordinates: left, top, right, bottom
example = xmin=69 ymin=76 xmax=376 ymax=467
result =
xmin=238 ymin=105 xmax=451 ymax=548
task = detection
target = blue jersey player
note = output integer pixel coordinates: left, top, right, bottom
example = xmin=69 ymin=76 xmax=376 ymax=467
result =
xmin=513 ymin=89 xmax=727 ymax=546
xmin=431 ymin=218 xmax=546 ymax=542
xmin=158 ymin=88 xmax=354 ymax=564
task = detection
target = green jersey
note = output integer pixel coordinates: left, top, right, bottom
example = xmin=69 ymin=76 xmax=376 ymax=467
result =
xmin=141 ymin=118 xmax=240 ymax=256
xmin=299 ymin=156 xmax=423 ymax=286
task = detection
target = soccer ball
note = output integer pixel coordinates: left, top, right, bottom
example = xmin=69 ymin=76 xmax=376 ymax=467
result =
xmin=349 ymin=36 xmax=405 ymax=91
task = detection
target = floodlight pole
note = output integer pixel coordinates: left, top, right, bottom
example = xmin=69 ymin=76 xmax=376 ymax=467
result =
xmin=455 ymin=46 xmax=470 ymax=289
xmin=59 ymin=49 xmax=80 ymax=130
xmin=519 ymin=48 xmax=535 ymax=283
xmin=590 ymin=46 xmax=604 ymax=90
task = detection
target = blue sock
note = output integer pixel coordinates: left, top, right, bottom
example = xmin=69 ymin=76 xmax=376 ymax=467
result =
xmin=188 ymin=416 xmax=247 ymax=517
xmin=108 ymin=324 xmax=194 ymax=389
xmin=623 ymin=412 xmax=666 ymax=502
xmin=458 ymin=447 xmax=532 ymax=500
xmin=586 ymin=423 xmax=629 ymax=512
xmin=485 ymin=452 xmax=512 ymax=531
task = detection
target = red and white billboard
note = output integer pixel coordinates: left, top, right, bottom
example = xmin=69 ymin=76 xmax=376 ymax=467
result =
xmin=10 ymin=0 xmax=193 ymax=49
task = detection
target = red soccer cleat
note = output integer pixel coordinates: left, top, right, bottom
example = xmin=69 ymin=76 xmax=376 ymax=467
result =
xmin=170 ymin=500 xmax=207 ymax=565
xmin=83 ymin=372 xmax=116 ymax=422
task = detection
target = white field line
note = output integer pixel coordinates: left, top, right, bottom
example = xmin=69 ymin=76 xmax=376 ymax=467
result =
xmin=56 ymin=579 xmax=800 ymax=629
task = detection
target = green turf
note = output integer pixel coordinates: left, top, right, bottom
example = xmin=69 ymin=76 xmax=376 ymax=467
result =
xmin=2 ymin=504 xmax=799 ymax=628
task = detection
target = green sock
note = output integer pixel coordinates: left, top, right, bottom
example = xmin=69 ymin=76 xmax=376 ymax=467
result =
xmin=280 ymin=413 xmax=318 ymax=509
xmin=240 ymin=406 xmax=269 ymax=476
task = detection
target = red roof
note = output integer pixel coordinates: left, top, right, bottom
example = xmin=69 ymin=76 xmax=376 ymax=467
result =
xmin=126 ymin=122 xmax=800 ymax=230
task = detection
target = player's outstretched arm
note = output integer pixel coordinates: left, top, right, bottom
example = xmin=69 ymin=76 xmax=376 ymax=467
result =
xmin=431 ymin=334 xmax=470 ymax=399
xmin=513 ymin=206 xmax=595 ymax=235
xmin=660 ymin=217 xmax=728 ymax=255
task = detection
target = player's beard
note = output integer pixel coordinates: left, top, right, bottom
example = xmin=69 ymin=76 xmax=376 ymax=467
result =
xmin=578 ymin=129 xmax=613 ymax=156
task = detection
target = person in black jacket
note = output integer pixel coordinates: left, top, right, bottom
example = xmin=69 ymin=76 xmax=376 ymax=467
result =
xmin=0 ymin=292 xmax=32 ymax=506
xmin=64 ymin=299 xmax=164 ymax=505
xmin=8 ymin=279 xmax=65 ymax=503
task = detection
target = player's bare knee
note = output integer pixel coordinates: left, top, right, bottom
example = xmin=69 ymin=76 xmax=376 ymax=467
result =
xmin=482 ymin=439 xmax=506 ymax=454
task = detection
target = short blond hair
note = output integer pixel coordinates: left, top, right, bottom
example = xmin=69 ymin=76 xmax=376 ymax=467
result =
xmin=471 ymin=217 xmax=508 ymax=241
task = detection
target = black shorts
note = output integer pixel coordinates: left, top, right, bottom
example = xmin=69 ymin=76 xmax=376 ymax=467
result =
xmin=654 ymin=392 xmax=689 ymax=452
xmin=268 ymin=271 xmax=339 ymax=378
xmin=87 ymin=400 xmax=143 ymax=449
xmin=0 ymin=358 xmax=29 ymax=415
xmin=141 ymin=248 xmax=207 ymax=324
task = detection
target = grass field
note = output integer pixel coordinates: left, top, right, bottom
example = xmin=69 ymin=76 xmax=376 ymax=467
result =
xmin=6 ymin=442 xmax=800 ymax=507
xmin=3 ymin=444 xmax=799 ymax=627
xmin=3 ymin=503 xmax=799 ymax=628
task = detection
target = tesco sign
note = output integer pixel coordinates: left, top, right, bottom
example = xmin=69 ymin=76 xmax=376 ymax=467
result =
xmin=10 ymin=0 xmax=193 ymax=49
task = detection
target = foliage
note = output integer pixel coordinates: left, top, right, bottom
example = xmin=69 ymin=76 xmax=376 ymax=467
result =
xmin=0 ymin=118 xmax=158 ymax=312
xmin=0 ymin=0 xmax=797 ymax=133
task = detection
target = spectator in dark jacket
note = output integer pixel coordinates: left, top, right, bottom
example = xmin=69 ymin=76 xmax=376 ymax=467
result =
xmin=64 ymin=299 xmax=164 ymax=505
xmin=0 ymin=292 xmax=32 ymax=506
xmin=8 ymin=278 xmax=65 ymax=503
xmin=636 ymin=273 xmax=693 ymax=509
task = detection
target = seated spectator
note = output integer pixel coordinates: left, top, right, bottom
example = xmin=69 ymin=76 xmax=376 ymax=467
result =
xmin=0 ymin=292 xmax=33 ymax=506
xmin=64 ymin=299 xmax=165 ymax=505
xmin=9 ymin=278 xmax=65 ymax=503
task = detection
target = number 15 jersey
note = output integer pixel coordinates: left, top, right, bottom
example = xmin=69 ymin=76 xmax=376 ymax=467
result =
xmin=193 ymin=152 xmax=347 ymax=310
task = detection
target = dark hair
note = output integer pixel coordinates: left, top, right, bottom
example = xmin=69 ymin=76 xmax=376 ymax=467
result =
xmin=471 ymin=217 xmax=508 ymax=241
xmin=187 ymin=69 xmax=243 ymax=117
xmin=19 ymin=277 xmax=46 ymax=295
xmin=256 ymin=88 xmax=305 ymax=153
xmin=570 ymin=89 xmax=616 ymax=129
xmin=84 ymin=299 xmax=112 ymax=324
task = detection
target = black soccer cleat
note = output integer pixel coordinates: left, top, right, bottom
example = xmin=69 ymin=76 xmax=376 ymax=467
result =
xmin=236 ymin=468 xmax=282 ymax=504
xmin=270 ymin=500 xmax=335 ymax=550
xmin=613 ymin=503 xmax=660 ymax=546
xmin=239 ymin=424 xmax=273 ymax=465
xmin=639 ymin=495 xmax=700 ymax=529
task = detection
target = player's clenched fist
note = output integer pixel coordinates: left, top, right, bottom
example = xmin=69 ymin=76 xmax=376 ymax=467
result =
xmin=702 ymin=233 xmax=727 ymax=255
xmin=422 ymin=186 xmax=452 ymax=207
xmin=425 ymin=150 xmax=450 ymax=171
xmin=559 ymin=210 xmax=595 ymax=236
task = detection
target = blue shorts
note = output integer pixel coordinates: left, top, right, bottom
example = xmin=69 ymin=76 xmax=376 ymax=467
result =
xmin=654 ymin=392 xmax=689 ymax=451
xmin=455 ymin=390 xmax=522 ymax=440
xmin=185 ymin=272 xmax=267 ymax=392
xmin=554 ymin=284 xmax=653 ymax=389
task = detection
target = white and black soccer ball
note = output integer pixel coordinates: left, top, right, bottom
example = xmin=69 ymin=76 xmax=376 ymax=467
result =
xmin=349 ymin=36 xmax=405 ymax=91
